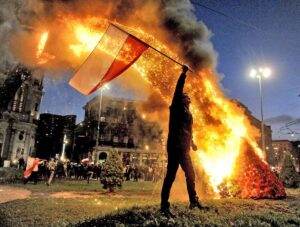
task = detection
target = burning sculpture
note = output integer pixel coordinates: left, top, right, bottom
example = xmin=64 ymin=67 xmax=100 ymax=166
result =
xmin=3 ymin=0 xmax=285 ymax=199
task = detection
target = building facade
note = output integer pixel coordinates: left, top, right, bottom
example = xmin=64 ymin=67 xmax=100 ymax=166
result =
xmin=0 ymin=66 xmax=43 ymax=164
xmin=74 ymin=95 xmax=165 ymax=167
xmin=232 ymin=99 xmax=275 ymax=165
xmin=272 ymin=140 xmax=299 ymax=171
xmin=36 ymin=113 xmax=76 ymax=160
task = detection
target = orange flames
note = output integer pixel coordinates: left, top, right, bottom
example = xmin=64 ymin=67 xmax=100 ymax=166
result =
xmin=69 ymin=23 xmax=104 ymax=57
xmin=36 ymin=32 xmax=48 ymax=59
xmin=36 ymin=32 xmax=55 ymax=65
xmin=20 ymin=16 xmax=285 ymax=199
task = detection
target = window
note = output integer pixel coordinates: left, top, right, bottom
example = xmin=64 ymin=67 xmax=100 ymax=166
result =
xmin=113 ymin=136 xmax=118 ymax=143
xmin=19 ymin=131 xmax=24 ymax=141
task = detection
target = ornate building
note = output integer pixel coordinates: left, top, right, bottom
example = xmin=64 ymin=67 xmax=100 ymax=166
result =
xmin=74 ymin=95 xmax=165 ymax=166
xmin=0 ymin=66 xmax=43 ymax=164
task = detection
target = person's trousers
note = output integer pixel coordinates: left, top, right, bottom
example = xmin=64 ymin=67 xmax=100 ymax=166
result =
xmin=48 ymin=171 xmax=55 ymax=185
xmin=24 ymin=171 xmax=38 ymax=184
xmin=161 ymin=151 xmax=197 ymax=208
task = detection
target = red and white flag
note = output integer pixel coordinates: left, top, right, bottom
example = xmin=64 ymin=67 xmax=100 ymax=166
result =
xmin=24 ymin=157 xmax=39 ymax=178
xmin=69 ymin=24 xmax=149 ymax=95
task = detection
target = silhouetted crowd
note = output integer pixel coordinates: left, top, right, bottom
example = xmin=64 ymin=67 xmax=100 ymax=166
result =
xmin=15 ymin=156 xmax=163 ymax=185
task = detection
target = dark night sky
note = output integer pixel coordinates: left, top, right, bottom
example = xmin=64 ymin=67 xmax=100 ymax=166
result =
xmin=40 ymin=0 xmax=300 ymax=140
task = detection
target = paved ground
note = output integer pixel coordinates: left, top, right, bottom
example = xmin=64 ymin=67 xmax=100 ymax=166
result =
xmin=0 ymin=185 xmax=31 ymax=203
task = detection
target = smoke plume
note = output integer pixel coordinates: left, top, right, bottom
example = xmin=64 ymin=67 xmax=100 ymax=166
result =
xmin=0 ymin=0 xmax=22 ymax=71
xmin=0 ymin=0 xmax=217 ymax=72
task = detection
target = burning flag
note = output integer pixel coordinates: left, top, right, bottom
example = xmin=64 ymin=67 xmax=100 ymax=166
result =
xmin=69 ymin=24 xmax=149 ymax=95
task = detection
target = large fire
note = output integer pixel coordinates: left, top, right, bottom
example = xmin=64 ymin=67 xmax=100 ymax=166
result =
xmin=30 ymin=16 xmax=286 ymax=199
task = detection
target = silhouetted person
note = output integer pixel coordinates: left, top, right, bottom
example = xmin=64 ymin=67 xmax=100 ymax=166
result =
xmin=18 ymin=156 xmax=25 ymax=170
xmin=161 ymin=65 xmax=207 ymax=217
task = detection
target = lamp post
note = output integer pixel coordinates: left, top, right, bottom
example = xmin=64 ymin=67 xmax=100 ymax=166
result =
xmin=94 ymin=85 xmax=109 ymax=162
xmin=297 ymin=144 xmax=300 ymax=172
xmin=250 ymin=67 xmax=271 ymax=155
xmin=61 ymin=133 xmax=68 ymax=161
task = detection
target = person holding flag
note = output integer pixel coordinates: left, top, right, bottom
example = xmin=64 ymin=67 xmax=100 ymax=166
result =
xmin=23 ymin=151 xmax=44 ymax=185
xmin=68 ymin=23 xmax=203 ymax=216
xmin=160 ymin=65 xmax=208 ymax=217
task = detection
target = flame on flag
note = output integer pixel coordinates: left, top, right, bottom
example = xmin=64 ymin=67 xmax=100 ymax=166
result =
xmin=69 ymin=24 xmax=149 ymax=95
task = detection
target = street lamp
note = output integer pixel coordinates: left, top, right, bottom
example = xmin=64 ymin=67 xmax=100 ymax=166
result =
xmin=94 ymin=85 xmax=110 ymax=161
xmin=297 ymin=144 xmax=300 ymax=172
xmin=61 ymin=134 xmax=68 ymax=161
xmin=250 ymin=67 xmax=271 ymax=154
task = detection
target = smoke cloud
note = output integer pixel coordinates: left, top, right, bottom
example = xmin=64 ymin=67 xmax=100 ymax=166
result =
xmin=0 ymin=0 xmax=218 ymax=129
xmin=0 ymin=0 xmax=217 ymax=72
xmin=0 ymin=0 xmax=22 ymax=71
xmin=160 ymin=0 xmax=217 ymax=70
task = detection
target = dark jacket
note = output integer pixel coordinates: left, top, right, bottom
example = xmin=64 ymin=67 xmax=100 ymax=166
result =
xmin=167 ymin=72 xmax=193 ymax=152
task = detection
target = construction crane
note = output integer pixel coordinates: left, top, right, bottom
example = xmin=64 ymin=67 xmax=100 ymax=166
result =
xmin=0 ymin=65 xmax=31 ymax=112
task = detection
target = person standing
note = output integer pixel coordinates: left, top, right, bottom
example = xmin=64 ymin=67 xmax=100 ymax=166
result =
xmin=46 ymin=158 xmax=57 ymax=186
xmin=18 ymin=156 xmax=25 ymax=170
xmin=160 ymin=65 xmax=207 ymax=217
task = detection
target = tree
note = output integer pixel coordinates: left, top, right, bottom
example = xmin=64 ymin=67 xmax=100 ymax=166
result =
xmin=100 ymin=148 xmax=123 ymax=192
xmin=279 ymin=154 xmax=300 ymax=188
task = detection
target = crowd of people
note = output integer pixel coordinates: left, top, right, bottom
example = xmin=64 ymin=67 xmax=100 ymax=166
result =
xmin=18 ymin=153 xmax=163 ymax=185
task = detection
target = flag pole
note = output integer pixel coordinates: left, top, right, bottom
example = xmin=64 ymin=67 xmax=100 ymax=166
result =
xmin=110 ymin=23 xmax=194 ymax=73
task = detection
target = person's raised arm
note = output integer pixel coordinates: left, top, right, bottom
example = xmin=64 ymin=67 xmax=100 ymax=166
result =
xmin=171 ymin=65 xmax=189 ymax=106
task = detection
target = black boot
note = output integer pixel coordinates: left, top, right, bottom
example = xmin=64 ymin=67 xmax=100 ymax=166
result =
xmin=160 ymin=202 xmax=175 ymax=218
xmin=189 ymin=197 xmax=209 ymax=211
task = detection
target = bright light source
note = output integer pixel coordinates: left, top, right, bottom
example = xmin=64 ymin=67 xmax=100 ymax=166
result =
xmin=250 ymin=69 xmax=257 ymax=78
xmin=142 ymin=114 xmax=146 ymax=119
xmin=250 ymin=67 xmax=271 ymax=79
xmin=145 ymin=145 xmax=149 ymax=150
xmin=104 ymin=84 xmax=110 ymax=90
xmin=263 ymin=68 xmax=271 ymax=78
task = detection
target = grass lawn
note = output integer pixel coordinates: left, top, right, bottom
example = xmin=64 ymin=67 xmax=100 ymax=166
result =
xmin=13 ymin=179 xmax=162 ymax=194
xmin=0 ymin=180 xmax=300 ymax=226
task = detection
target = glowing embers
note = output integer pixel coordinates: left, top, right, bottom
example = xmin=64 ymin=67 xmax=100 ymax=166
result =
xmin=223 ymin=141 xmax=286 ymax=199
